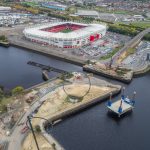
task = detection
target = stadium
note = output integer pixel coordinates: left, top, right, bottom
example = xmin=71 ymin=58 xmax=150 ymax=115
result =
xmin=23 ymin=22 xmax=107 ymax=48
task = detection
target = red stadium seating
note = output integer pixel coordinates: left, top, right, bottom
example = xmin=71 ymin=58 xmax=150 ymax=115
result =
xmin=41 ymin=23 xmax=86 ymax=33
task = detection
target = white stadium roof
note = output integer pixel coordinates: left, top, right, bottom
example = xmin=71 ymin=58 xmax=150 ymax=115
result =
xmin=23 ymin=22 xmax=106 ymax=40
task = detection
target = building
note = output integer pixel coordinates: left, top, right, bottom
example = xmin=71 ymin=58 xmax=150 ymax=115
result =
xmin=23 ymin=22 xmax=106 ymax=49
xmin=0 ymin=6 xmax=11 ymax=13
xmin=40 ymin=2 xmax=67 ymax=11
xmin=75 ymin=10 xmax=99 ymax=18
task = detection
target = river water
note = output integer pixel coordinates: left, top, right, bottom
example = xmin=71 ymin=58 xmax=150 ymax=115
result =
xmin=49 ymin=74 xmax=150 ymax=150
xmin=1 ymin=46 xmax=150 ymax=150
xmin=0 ymin=46 xmax=82 ymax=90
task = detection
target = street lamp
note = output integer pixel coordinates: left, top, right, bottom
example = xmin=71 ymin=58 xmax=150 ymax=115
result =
xmin=27 ymin=116 xmax=53 ymax=150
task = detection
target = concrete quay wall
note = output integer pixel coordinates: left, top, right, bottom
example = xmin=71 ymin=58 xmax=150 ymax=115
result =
xmin=133 ymin=64 xmax=150 ymax=77
xmin=46 ymin=86 xmax=121 ymax=123
xmin=83 ymin=66 xmax=133 ymax=84
xmin=10 ymin=41 xmax=86 ymax=67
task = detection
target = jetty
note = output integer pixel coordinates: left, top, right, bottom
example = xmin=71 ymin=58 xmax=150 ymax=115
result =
xmin=107 ymin=88 xmax=136 ymax=117
xmin=83 ymin=64 xmax=133 ymax=83
xmin=27 ymin=61 xmax=68 ymax=74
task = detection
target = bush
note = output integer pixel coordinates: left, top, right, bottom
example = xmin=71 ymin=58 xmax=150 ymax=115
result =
xmin=0 ymin=35 xmax=8 ymax=42
xmin=52 ymin=143 xmax=56 ymax=150
xmin=0 ymin=104 xmax=7 ymax=113
xmin=11 ymin=86 xmax=24 ymax=95
xmin=35 ymin=125 xmax=41 ymax=133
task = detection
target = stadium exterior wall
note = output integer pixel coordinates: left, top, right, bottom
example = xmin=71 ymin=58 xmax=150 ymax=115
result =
xmin=23 ymin=22 xmax=107 ymax=49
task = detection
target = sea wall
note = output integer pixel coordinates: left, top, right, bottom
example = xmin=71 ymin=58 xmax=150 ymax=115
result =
xmin=46 ymin=85 xmax=121 ymax=123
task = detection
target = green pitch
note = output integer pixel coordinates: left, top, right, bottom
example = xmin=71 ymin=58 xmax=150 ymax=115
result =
xmin=60 ymin=29 xmax=73 ymax=33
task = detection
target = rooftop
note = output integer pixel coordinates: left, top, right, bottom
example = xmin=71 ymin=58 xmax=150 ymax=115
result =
xmin=76 ymin=10 xmax=99 ymax=17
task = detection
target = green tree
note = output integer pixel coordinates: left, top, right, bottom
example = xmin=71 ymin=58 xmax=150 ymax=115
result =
xmin=52 ymin=143 xmax=56 ymax=150
xmin=11 ymin=86 xmax=24 ymax=95
xmin=0 ymin=104 xmax=7 ymax=113
xmin=34 ymin=125 xmax=41 ymax=133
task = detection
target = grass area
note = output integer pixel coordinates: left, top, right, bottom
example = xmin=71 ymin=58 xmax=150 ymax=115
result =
xmin=116 ymin=68 xmax=131 ymax=76
xmin=126 ymin=47 xmax=136 ymax=55
xmin=130 ymin=22 xmax=150 ymax=29
xmin=100 ymin=47 xmax=122 ymax=60
xmin=67 ymin=6 xmax=77 ymax=13
xmin=95 ymin=6 xmax=134 ymax=15
xmin=0 ymin=97 xmax=12 ymax=114
xmin=21 ymin=2 xmax=39 ymax=7
xmin=61 ymin=29 xmax=73 ymax=33
xmin=0 ymin=40 xmax=9 ymax=44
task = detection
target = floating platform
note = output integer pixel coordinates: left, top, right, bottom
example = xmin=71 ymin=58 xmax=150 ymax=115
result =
xmin=107 ymin=100 xmax=133 ymax=117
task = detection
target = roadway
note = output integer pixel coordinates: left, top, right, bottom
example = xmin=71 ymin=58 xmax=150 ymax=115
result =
xmin=112 ymin=28 xmax=150 ymax=65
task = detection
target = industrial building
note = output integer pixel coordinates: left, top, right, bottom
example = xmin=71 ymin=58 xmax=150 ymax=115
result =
xmin=40 ymin=2 xmax=67 ymax=11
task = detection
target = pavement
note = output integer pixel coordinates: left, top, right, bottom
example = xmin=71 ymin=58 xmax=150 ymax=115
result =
xmin=112 ymin=28 xmax=150 ymax=66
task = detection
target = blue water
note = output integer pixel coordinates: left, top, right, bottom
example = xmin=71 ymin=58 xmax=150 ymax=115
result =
xmin=1 ymin=46 xmax=150 ymax=150
xmin=48 ymin=73 xmax=150 ymax=150
xmin=0 ymin=46 xmax=82 ymax=89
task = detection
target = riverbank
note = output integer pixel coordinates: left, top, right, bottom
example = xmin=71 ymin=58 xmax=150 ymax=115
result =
xmin=83 ymin=64 xmax=133 ymax=84
xmin=9 ymin=37 xmax=150 ymax=83
xmin=9 ymin=37 xmax=86 ymax=66
xmin=0 ymin=41 xmax=9 ymax=47
xmin=133 ymin=63 xmax=150 ymax=77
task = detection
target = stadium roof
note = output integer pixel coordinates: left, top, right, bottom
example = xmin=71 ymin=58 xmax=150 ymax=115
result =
xmin=24 ymin=22 xmax=106 ymax=40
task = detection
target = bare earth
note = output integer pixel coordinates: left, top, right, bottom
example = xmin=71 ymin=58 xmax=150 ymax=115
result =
xmin=22 ymin=132 xmax=53 ymax=150
xmin=21 ymin=79 xmax=120 ymax=150
xmin=32 ymin=84 xmax=115 ymax=126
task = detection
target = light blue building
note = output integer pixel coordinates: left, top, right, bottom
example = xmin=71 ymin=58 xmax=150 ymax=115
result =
xmin=41 ymin=2 xmax=67 ymax=11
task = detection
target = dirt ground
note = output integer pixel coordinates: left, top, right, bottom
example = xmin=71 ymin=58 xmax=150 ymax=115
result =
xmin=31 ymin=84 xmax=115 ymax=126
xmin=22 ymin=132 xmax=53 ymax=150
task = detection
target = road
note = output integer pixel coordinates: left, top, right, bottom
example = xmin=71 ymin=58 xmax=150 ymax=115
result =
xmin=112 ymin=28 xmax=150 ymax=65
xmin=122 ymin=47 xmax=150 ymax=71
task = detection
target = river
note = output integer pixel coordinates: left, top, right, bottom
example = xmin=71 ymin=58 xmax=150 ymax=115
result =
xmin=0 ymin=46 xmax=82 ymax=90
xmin=1 ymin=46 xmax=150 ymax=150
xmin=48 ymin=73 xmax=150 ymax=150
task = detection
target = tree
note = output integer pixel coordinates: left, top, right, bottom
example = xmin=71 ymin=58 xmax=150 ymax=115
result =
xmin=34 ymin=125 xmax=41 ymax=133
xmin=1 ymin=104 xmax=7 ymax=113
xmin=52 ymin=143 xmax=56 ymax=150
xmin=11 ymin=86 xmax=24 ymax=95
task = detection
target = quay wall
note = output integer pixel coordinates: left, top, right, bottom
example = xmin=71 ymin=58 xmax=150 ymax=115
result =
xmin=83 ymin=66 xmax=132 ymax=84
xmin=9 ymin=39 xmax=150 ymax=81
xmin=133 ymin=64 xmax=150 ymax=77
xmin=46 ymin=86 xmax=121 ymax=123
xmin=0 ymin=41 xmax=9 ymax=47
xmin=10 ymin=42 xmax=86 ymax=66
